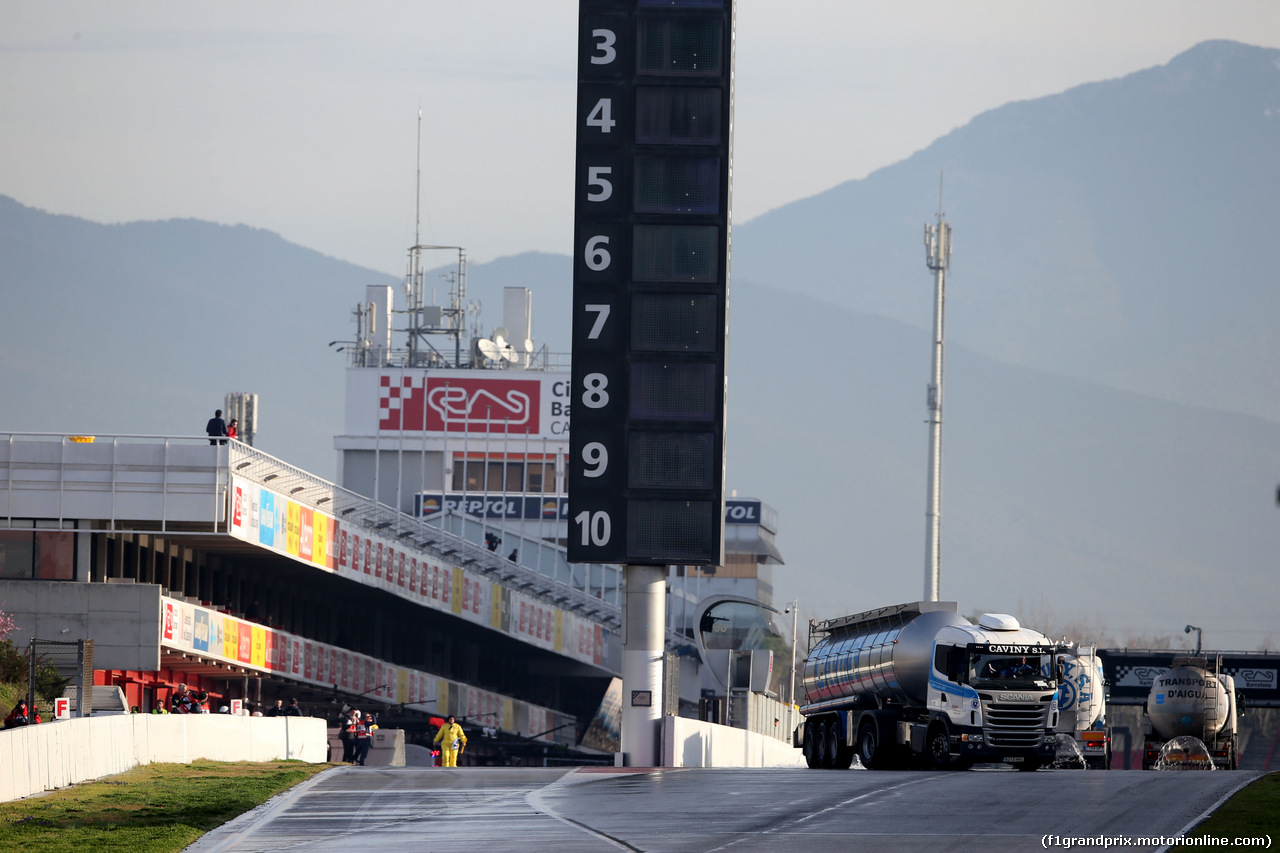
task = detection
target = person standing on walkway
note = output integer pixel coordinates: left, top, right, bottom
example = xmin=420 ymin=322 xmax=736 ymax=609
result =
xmin=433 ymin=715 xmax=467 ymax=767
xmin=339 ymin=708 xmax=359 ymax=763
xmin=206 ymin=410 xmax=228 ymax=445
xmin=352 ymin=711 xmax=373 ymax=766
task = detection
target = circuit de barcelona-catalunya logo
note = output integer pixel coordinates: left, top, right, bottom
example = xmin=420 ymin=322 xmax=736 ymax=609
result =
xmin=379 ymin=376 xmax=540 ymax=433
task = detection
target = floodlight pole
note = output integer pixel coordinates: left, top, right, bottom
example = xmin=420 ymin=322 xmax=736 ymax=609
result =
xmin=923 ymin=205 xmax=952 ymax=602
xmin=789 ymin=599 xmax=799 ymax=706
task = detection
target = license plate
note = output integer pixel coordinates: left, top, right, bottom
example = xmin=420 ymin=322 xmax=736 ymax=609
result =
xmin=1002 ymin=756 xmax=1025 ymax=764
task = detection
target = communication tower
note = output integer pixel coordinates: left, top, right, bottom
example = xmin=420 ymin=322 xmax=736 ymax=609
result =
xmin=923 ymin=202 xmax=952 ymax=602
xmin=223 ymin=392 xmax=258 ymax=446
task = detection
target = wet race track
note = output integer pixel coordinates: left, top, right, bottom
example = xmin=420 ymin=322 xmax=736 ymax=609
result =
xmin=187 ymin=765 xmax=1263 ymax=853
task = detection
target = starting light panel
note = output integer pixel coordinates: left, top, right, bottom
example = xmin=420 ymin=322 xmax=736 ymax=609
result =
xmin=569 ymin=0 xmax=733 ymax=566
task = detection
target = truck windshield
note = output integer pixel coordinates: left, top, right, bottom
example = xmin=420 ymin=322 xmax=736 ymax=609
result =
xmin=969 ymin=653 xmax=1053 ymax=689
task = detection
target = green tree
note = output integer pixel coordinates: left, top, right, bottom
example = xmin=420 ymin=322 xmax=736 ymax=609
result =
xmin=0 ymin=604 xmax=22 ymax=683
xmin=0 ymin=638 xmax=26 ymax=683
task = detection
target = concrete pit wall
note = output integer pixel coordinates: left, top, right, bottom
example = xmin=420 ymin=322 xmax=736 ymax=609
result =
xmin=0 ymin=714 xmax=327 ymax=802
xmin=661 ymin=716 xmax=807 ymax=768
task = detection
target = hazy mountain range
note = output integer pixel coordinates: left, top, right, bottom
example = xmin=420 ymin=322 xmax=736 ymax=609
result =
xmin=734 ymin=39 xmax=1280 ymax=426
xmin=1 ymin=40 xmax=1276 ymax=647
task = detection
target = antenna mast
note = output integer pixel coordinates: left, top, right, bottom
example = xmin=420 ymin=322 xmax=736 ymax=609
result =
xmin=403 ymin=108 xmax=468 ymax=368
xmin=923 ymin=177 xmax=952 ymax=602
xmin=406 ymin=109 xmax=425 ymax=368
xmin=415 ymin=107 xmax=422 ymax=249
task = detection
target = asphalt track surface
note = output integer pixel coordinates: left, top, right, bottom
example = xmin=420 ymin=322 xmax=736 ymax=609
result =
xmin=186 ymin=765 xmax=1264 ymax=852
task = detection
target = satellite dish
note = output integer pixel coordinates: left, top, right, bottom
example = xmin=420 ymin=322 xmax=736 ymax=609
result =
xmin=501 ymin=345 xmax=520 ymax=363
xmin=492 ymin=333 xmax=507 ymax=350
xmin=524 ymin=338 xmax=534 ymax=353
xmin=493 ymin=326 xmax=509 ymax=343
xmin=476 ymin=339 xmax=501 ymax=362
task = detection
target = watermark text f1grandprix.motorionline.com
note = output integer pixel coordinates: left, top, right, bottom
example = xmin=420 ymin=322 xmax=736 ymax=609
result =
xmin=1042 ymin=836 xmax=1272 ymax=849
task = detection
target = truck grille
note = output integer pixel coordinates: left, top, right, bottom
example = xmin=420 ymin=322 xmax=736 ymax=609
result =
xmin=984 ymin=702 xmax=1048 ymax=748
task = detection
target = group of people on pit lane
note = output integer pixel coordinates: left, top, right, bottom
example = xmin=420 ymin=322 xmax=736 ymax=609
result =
xmin=337 ymin=708 xmax=468 ymax=768
xmin=168 ymin=682 xmax=222 ymax=714
xmin=167 ymin=684 xmax=308 ymax=716
xmin=339 ymin=707 xmax=377 ymax=765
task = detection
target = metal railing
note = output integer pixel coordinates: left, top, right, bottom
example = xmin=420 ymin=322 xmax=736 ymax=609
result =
xmin=2 ymin=432 xmax=231 ymax=532
xmin=0 ymin=432 xmax=622 ymax=628
xmin=228 ymin=440 xmax=623 ymax=626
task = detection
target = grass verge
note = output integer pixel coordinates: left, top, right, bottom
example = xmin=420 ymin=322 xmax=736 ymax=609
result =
xmin=0 ymin=760 xmax=331 ymax=853
xmin=1191 ymin=771 xmax=1279 ymax=839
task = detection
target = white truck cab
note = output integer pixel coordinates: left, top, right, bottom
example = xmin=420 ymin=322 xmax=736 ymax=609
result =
xmin=924 ymin=614 xmax=1059 ymax=770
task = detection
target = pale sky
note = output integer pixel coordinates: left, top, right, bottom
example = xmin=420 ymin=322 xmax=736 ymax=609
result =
xmin=3 ymin=3 xmax=1279 ymax=649
xmin=3 ymin=1 xmax=1280 ymax=274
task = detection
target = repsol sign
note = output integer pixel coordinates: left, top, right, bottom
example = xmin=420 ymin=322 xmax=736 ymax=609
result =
xmin=417 ymin=493 xmax=774 ymax=527
xmin=725 ymin=500 xmax=759 ymax=524
xmin=414 ymin=494 xmax=568 ymax=521
xmin=725 ymin=499 xmax=777 ymax=532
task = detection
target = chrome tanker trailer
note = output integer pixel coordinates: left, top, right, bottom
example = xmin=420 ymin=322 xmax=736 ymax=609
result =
xmin=1141 ymin=656 xmax=1239 ymax=770
xmin=795 ymin=601 xmax=1060 ymax=771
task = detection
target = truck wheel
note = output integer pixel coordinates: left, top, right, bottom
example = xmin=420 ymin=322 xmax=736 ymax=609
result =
xmin=926 ymin=723 xmax=953 ymax=770
xmin=857 ymin=721 xmax=883 ymax=770
xmin=826 ymin=722 xmax=854 ymax=769
xmin=825 ymin=722 xmax=840 ymax=769
xmin=815 ymin=721 xmax=831 ymax=769
xmin=803 ymin=721 xmax=819 ymax=769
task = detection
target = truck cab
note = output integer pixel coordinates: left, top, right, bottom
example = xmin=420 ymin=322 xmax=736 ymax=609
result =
xmin=924 ymin=615 xmax=1059 ymax=770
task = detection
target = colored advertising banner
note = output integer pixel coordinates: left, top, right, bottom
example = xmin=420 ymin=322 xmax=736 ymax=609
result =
xmin=229 ymin=475 xmax=607 ymax=670
xmin=158 ymin=594 xmax=577 ymax=743
xmin=229 ymin=476 xmax=336 ymax=571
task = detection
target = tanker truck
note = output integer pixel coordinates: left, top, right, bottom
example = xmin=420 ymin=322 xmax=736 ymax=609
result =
xmin=795 ymin=601 xmax=1060 ymax=771
xmin=1141 ymin=655 xmax=1239 ymax=770
xmin=1054 ymin=643 xmax=1111 ymax=769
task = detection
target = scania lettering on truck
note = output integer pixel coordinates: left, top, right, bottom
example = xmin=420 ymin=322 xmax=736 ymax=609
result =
xmin=795 ymin=601 xmax=1060 ymax=770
